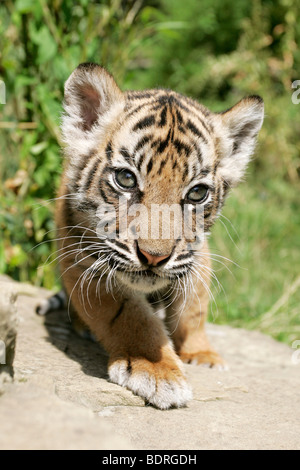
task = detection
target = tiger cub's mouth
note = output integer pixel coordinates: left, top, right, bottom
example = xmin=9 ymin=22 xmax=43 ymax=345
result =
xmin=114 ymin=269 xmax=170 ymax=292
xmin=113 ymin=261 xmax=191 ymax=294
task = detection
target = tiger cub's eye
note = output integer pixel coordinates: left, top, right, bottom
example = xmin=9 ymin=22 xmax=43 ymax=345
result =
xmin=186 ymin=184 xmax=209 ymax=203
xmin=115 ymin=169 xmax=137 ymax=189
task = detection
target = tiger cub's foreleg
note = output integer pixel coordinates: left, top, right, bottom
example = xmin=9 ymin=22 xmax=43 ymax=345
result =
xmin=62 ymin=268 xmax=192 ymax=409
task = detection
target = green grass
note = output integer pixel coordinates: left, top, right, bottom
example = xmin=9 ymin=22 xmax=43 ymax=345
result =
xmin=208 ymin=176 xmax=300 ymax=344
xmin=0 ymin=0 xmax=299 ymax=346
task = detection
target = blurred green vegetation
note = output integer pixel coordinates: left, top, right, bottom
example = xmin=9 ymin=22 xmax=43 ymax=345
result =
xmin=0 ymin=0 xmax=299 ymax=343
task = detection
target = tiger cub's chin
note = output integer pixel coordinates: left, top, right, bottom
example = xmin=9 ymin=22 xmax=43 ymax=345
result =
xmin=115 ymin=269 xmax=172 ymax=293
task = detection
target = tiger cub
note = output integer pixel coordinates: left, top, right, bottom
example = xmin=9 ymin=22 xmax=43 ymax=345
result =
xmin=49 ymin=63 xmax=263 ymax=409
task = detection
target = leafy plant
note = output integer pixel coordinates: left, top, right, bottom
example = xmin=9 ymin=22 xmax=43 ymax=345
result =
xmin=0 ymin=0 xmax=299 ymax=343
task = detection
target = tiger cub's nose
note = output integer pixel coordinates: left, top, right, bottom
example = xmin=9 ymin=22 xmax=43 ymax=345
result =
xmin=136 ymin=245 xmax=171 ymax=267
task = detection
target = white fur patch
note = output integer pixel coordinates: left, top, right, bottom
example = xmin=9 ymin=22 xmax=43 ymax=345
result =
xmin=115 ymin=270 xmax=170 ymax=293
xmin=109 ymin=360 xmax=192 ymax=410
xmin=35 ymin=299 xmax=49 ymax=316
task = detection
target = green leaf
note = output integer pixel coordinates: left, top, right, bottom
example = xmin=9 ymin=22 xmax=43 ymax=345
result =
xmin=30 ymin=142 xmax=49 ymax=155
xmin=31 ymin=26 xmax=57 ymax=64
xmin=32 ymin=205 xmax=50 ymax=231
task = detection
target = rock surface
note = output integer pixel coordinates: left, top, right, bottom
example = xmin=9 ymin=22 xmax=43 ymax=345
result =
xmin=0 ymin=279 xmax=18 ymax=391
xmin=0 ymin=275 xmax=299 ymax=450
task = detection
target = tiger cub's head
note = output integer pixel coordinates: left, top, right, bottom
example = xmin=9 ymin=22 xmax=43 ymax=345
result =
xmin=61 ymin=63 xmax=264 ymax=293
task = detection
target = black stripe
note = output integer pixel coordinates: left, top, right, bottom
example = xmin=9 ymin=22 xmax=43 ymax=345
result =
xmin=178 ymin=125 xmax=186 ymax=134
xmin=64 ymin=198 xmax=75 ymax=228
xmin=199 ymin=166 xmax=211 ymax=177
xmin=84 ymin=158 xmax=100 ymax=191
xmin=194 ymin=144 xmax=203 ymax=165
xmin=148 ymin=93 xmax=172 ymax=110
xmin=110 ymin=301 xmax=126 ymax=326
xmin=150 ymin=139 xmax=159 ymax=149
xmin=100 ymin=187 xmax=109 ymax=203
xmin=134 ymin=134 xmax=153 ymax=154
xmin=51 ymin=293 xmax=65 ymax=308
xmin=215 ymin=184 xmax=221 ymax=211
xmin=168 ymin=266 xmax=190 ymax=276
xmin=213 ymin=160 xmax=220 ymax=175
xmin=109 ymin=239 xmax=131 ymax=253
xmin=191 ymin=163 xmax=197 ymax=179
xmin=151 ymin=102 xmax=166 ymax=111
xmin=222 ymin=179 xmax=230 ymax=196
xmin=170 ymin=108 xmax=176 ymax=127
xmin=158 ymin=93 xmax=172 ymax=105
xmin=137 ymin=153 xmax=145 ymax=171
xmin=204 ymin=204 xmax=213 ymax=218
xmin=186 ymin=120 xmax=208 ymax=144
xmin=176 ymin=252 xmax=192 ymax=261
xmin=183 ymin=96 xmax=213 ymax=131
xmin=174 ymin=97 xmax=213 ymax=134
xmin=182 ymin=162 xmax=189 ymax=181
xmin=157 ymin=128 xmax=171 ymax=154
xmin=147 ymin=158 xmax=153 ymax=174
xmin=128 ymin=92 xmax=154 ymax=100
xmin=105 ymin=250 xmax=131 ymax=266
xmin=77 ymin=200 xmax=98 ymax=211
xmin=146 ymin=291 xmax=161 ymax=304
xmin=173 ymin=139 xmax=191 ymax=157
xmin=157 ymin=158 xmax=167 ymax=175
xmin=176 ymin=109 xmax=183 ymax=124
xmin=106 ymin=142 xmax=113 ymax=161
xmin=110 ymin=251 xmax=133 ymax=264
xmin=195 ymin=115 xmax=212 ymax=135
xmin=71 ymin=151 xmax=94 ymax=187
xmin=125 ymin=103 xmax=146 ymax=118
xmin=88 ymin=252 xmax=99 ymax=260
xmin=104 ymin=180 xmax=122 ymax=196
xmin=158 ymin=106 xmax=167 ymax=127
xmin=120 ymin=147 xmax=132 ymax=162
xmin=172 ymin=97 xmax=190 ymax=113
xmin=125 ymin=101 xmax=156 ymax=120
xmin=133 ymin=115 xmax=155 ymax=131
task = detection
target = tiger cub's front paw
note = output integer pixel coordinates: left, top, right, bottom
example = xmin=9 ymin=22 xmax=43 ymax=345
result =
xmin=108 ymin=350 xmax=192 ymax=410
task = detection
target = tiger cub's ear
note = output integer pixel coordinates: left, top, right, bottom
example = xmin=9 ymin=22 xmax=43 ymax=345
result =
xmin=213 ymin=96 xmax=264 ymax=187
xmin=62 ymin=63 xmax=124 ymax=154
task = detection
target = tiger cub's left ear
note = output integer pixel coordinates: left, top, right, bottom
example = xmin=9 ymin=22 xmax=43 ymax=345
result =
xmin=214 ymin=96 xmax=264 ymax=187
xmin=62 ymin=63 xmax=124 ymax=154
